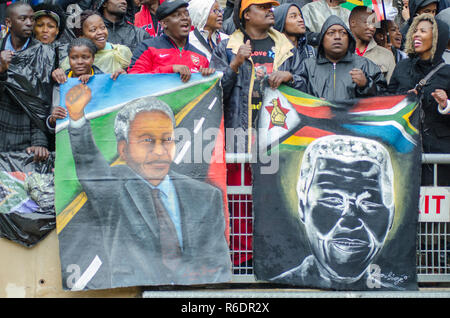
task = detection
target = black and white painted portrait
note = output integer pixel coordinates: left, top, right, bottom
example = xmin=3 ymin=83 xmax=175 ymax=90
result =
xmin=271 ymin=135 xmax=396 ymax=289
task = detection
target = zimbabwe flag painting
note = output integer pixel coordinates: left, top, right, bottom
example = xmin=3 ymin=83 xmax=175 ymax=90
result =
xmin=253 ymin=84 xmax=421 ymax=291
xmin=55 ymin=73 xmax=231 ymax=290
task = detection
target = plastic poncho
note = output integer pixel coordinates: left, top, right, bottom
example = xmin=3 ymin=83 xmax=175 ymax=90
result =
xmin=0 ymin=37 xmax=56 ymax=136
xmin=60 ymin=42 xmax=132 ymax=73
xmin=0 ymin=151 xmax=55 ymax=247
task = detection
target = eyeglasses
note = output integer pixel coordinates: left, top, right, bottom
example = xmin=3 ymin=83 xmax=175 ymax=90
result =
xmin=211 ymin=8 xmax=224 ymax=15
xmin=136 ymin=137 xmax=177 ymax=152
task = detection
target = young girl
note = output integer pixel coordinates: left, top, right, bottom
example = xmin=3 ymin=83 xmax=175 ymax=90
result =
xmin=51 ymin=37 xmax=102 ymax=85
xmin=48 ymin=37 xmax=122 ymax=130
xmin=60 ymin=10 xmax=132 ymax=74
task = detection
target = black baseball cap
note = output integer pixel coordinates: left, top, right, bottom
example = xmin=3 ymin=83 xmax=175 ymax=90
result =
xmin=156 ymin=0 xmax=189 ymax=21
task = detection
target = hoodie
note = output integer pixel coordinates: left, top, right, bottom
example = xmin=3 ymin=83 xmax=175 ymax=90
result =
xmin=187 ymin=0 xmax=229 ymax=61
xmin=188 ymin=0 xmax=216 ymax=31
xmin=297 ymin=15 xmax=387 ymax=103
xmin=400 ymin=0 xmax=439 ymax=38
xmin=388 ymin=14 xmax=450 ymax=152
xmin=407 ymin=0 xmax=439 ymax=26
xmin=273 ymin=3 xmax=315 ymax=60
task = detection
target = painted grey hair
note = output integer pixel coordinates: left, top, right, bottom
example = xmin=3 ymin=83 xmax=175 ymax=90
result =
xmin=297 ymin=135 xmax=395 ymax=211
xmin=114 ymin=96 xmax=176 ymax=143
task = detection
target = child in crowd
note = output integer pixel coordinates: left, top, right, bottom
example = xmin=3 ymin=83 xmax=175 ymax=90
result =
xmin=48 ymin=37 xmax=121 ymax=130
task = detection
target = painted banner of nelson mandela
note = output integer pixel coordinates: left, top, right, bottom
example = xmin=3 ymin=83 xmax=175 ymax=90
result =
xmin=253 ymin=135 xmax=420 ymax=291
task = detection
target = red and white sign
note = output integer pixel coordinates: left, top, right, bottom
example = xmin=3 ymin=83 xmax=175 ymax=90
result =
xmin=418 ymin=187 xmax=450 ymax=222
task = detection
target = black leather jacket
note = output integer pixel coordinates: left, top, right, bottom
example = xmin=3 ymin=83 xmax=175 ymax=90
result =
xmin=101 ymin=14 xmax=150 ymax=53
xmin=210 ymin=28 xmax=304 ymax=133
xmin=297 ymin=15 xmax=387 ymax=104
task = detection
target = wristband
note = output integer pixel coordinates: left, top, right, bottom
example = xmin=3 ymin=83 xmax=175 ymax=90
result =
xmin=438 ymin=100 xmax=450 ymax=115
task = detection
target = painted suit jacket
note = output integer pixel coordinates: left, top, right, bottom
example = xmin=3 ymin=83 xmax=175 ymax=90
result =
xmin=59 ymin=119 xmax=231 ymax=289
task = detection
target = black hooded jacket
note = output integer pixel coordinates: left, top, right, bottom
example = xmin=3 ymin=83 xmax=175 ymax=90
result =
xmin=388 ymin=18 xmax=450 ymax=153
xmin=400 ymin=0 xmax=439 ymax=38
xmin=296 ymin=15 xmax=387 ymax=104
xmin=210 ymin=0 xmax=304 ymax=136
xmin=273 ymin=3 xmax=316 ymax=61
xmin=101 ymin=14 xmax=150 ymax=52
xmin=0 ymin=37 xmax=57 ymax=151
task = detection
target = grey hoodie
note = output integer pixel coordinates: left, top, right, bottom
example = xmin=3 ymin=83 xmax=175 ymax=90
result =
xmin=296 ymin=15 xmax=387 ymax=104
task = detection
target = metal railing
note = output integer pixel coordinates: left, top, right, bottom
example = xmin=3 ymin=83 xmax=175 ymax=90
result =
xmin=226 ymin=153 xmax=450 ymax=284
xmin=417 ymin=154 xmax=450 ymax=282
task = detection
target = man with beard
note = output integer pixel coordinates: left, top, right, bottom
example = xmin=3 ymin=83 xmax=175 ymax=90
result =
xmin=271 ymin=135 xmax=397 ymax=290
xmin=128 ymin=0 xmax=214 ymax=82
xmin=95 ymin=0 xmax=150 ymax=52
xmin=349 ymin=6 xmax=396 ymax=83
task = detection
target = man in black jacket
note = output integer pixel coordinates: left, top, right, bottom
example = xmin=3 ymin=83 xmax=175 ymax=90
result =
xmin=95 ymin=0 xmax=150 ymax=52
xmin=211 ymin=0 xmax=304 ymax=152
xmin=0 ymin=2 xmax=56 ymax=160
xmin=296 ymin=15 xmax=386 ymax=104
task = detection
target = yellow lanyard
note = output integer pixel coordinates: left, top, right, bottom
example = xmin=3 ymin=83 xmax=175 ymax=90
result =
xmin=67 ymin=68 xmax=94 ymax=78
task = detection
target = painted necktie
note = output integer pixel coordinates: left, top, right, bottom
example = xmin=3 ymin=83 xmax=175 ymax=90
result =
xmin=151 ymin=188 xmax=182 ymax=271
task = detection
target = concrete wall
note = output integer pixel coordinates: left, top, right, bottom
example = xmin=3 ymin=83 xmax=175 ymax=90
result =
xmin=0 ymin=0 xmax=232 ymax=299
xmin=0 ymin=231 xmax=140 ymax=298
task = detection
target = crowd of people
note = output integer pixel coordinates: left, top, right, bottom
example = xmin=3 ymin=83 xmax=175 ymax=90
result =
xmin=0 ymin=0 xmax=449 ymax=275
xmin=0 ymin=0 xmax=449 ymax=160
xmin=0 ymin=0 xmax=447 ymax=156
